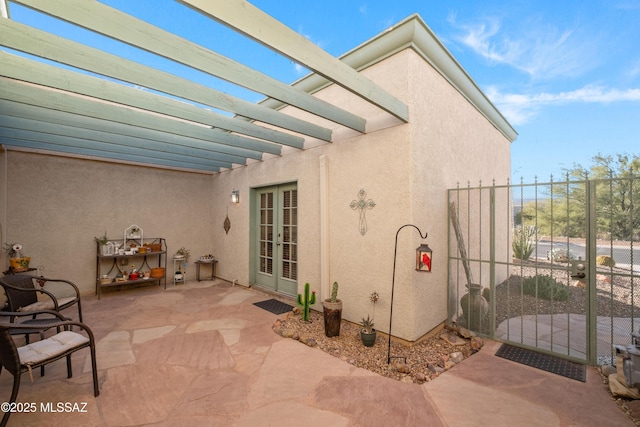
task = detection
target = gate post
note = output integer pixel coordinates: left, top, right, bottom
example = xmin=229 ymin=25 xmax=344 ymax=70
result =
xmin=586 ymin=180 xmax=597 ymax=364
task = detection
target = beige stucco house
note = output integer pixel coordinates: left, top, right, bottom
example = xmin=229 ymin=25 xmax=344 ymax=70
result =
xmin=0 ymin=8 xmax=515 ymax=342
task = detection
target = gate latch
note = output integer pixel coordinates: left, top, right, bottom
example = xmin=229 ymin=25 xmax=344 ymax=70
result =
xmin=570 ymin=259 xmax=587 ymax=279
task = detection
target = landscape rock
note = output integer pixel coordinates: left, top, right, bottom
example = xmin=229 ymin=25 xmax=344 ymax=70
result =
xmin=609 ymin=374 xmax=640 ymax=399
xmin=450 ymin=351 xmax=464 ymax=364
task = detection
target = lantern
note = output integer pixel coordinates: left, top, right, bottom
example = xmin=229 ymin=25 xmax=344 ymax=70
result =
xmin=416 ymin=243 xmax=432 ymax=272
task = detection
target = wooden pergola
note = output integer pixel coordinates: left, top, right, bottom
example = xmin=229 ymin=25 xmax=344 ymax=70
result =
xmin=0 ymin=0 xmax=409 ymax=173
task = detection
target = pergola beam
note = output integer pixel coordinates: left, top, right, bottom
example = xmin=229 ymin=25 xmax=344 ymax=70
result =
xmin=11 ymin=0 xmax=367 ymax=134
xmin=0 ymin=21 xmax=311 ymax=145
xmin=0 ymin=77 xmax=283 ymax=157
xmin=180 ymin=0 xmax=409 ymax=123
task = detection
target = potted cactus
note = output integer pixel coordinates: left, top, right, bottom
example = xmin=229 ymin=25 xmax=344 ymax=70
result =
xmin=322 ymin=281 xmax=342 ymax=337
xmin=360 ymin=315 xmax=376 ymax=347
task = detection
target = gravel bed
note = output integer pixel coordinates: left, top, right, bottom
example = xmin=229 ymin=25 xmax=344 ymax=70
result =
xmin=273 ymin=309 xmax=483 ymax=384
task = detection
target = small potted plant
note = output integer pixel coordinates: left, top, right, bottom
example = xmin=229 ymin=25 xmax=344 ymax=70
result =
xmin=360 ymin=315 xmax=376 ymax=347
xmin=360 ymin=291 xmax=379 ymax=346
xmin=174 ymin=247 xmax=190 ymax=262
xmin=95 ymin=231 xmax=110 ymax=255
xmin=3 ymin=242 xmax=31 ymax=272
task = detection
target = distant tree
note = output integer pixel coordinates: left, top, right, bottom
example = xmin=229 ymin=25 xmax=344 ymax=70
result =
xmin=518 ymin=154 xmax=640 ymax=241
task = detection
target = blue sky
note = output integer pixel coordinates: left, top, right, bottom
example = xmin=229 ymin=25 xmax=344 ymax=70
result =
xmin=7 ymin=0 xmax=640 ymax=183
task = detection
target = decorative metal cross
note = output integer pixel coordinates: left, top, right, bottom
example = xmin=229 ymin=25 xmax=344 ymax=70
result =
xmin=350 ymin=189 xmax=376 ymax=235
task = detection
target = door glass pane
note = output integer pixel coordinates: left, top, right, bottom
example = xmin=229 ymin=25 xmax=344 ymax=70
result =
xmin=259 ymin=192 xmax=274 ymax=275
xmin=281 ymin=189 xmax=298 ymax=280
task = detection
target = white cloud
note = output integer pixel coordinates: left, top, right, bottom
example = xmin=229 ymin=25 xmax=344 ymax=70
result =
xmin=486 ymin=84 xmax=640 ymax=125
xmin=449 ymin=16 xmax=595 ymax=80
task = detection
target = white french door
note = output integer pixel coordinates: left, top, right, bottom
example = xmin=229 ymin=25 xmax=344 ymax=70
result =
xmin=254 ymin=183 xmax=298 ymax=295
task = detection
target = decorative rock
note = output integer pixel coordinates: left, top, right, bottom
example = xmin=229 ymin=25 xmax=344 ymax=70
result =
xmin=470 ymin=337 xmax=484 ymax=352
xmin=415 ymin=372 xmax=428 ymax=383
xmin=395 ymin=363 xmax=411 ymax=374
xmin=628 ymin=400 xmax=640 ymax=418
xmin=609 ymin=374 xmax=640 ymax=399
xmin=300 ymin=337 xmax=317 ymax=347
xmin=280 ymin=328 xmax=296 ymax=338
xmin=440 ymin=333 xmax=466 ymax=346
xmin=457 ymin=327 xmax=475 ymax=339
xmin=601 ymin=364 xmax=617 ymax=377
xmin=428 ymin=364 xmax=444 ymax=373
xmin=449 ymin=351 xmax=464 ymax=364
xmin=444 ymin=360 xmax=456 ymax=370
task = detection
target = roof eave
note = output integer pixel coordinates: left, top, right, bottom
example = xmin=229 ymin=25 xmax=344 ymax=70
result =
xmin=261 ymin=14 xmax=518 ymax=143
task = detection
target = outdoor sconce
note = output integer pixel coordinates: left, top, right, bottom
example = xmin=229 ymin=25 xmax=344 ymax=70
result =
xmin=416 ymin=243 xmax=432 ymax=272
xmin=230 ymin=189 xmax=240 ymax=204
xmin=388 ymin=224 xmax=431 ymax=364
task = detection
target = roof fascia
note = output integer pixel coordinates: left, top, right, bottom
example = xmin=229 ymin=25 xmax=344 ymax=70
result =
xmin=261 ymin=15 xmax=518 ymax=142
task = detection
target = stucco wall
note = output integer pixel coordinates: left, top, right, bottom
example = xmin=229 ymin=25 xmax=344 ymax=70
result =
xmin=210 ymin=48 xmax=511 ymax=341
xmin=0 ymin=151 xmax=214 ymax=296
xmin=0 ymin=47 xmax=511 ymax=342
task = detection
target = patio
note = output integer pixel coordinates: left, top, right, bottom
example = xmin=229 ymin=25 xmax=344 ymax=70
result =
xmin=0 ymin=279 xmax=632 ymax=426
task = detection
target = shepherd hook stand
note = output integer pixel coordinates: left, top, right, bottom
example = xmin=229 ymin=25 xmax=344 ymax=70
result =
xmin=387 ymin=224 xmax=428 ymax=364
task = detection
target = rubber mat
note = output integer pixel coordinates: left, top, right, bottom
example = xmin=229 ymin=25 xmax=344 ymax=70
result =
xmin=495 ymin=344 xmax=586 ymax=382
xmin=253 ymin=299 xmax=294 ymax=315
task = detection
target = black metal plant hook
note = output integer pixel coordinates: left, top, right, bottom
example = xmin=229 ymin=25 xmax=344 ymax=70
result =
xmin=387 ymin=224 xmax=428 ymax=364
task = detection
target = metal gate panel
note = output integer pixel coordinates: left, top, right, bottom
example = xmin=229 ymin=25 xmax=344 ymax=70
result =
xmin=448 ymin=177 xmax=640 ymax=365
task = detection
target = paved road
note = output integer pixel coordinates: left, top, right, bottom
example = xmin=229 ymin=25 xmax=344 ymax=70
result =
xmin=534 ymin=240 xmax=640 ymax=272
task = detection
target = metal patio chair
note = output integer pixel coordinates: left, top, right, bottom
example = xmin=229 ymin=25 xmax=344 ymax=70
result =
xmin=0 ymin=318 xmax=99 ymax=427
xmin=0 ymin=274 xmax=83 ymax=324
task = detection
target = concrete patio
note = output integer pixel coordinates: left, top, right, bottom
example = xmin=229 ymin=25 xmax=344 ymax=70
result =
xmin=0 ymin=279 xmax=633 ymax=426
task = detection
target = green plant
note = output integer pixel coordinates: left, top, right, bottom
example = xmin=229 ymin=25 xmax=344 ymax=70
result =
xmin=296 ymin=282 xmax=316 ymax=322
xmin=175 ymin=247 xmax=190 ymax=262
xmin=361 ymin=315 xmax=374 ymax=334
xmin=512 ymin=225 xmax=538 ymax=260
xmin=94 ymin=232 xmax=109 ymax=245
xmin=596 ymin=255 xmax=616 ymax=268
xmin=330 ymin=281 xmax=339 ymax=303
xmin=522 ymin=275 xmax=569 ymax=301
xmin=3 ymin=243 xmax=24 ymax=258
xmin=547 ymin=248 xmax=574 ymax=262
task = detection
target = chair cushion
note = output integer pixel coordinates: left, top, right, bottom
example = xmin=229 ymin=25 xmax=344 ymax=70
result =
xmin=18 ymin=331 xmax=89 ymax=365
xmin=17 ymin=297 xmax=76 ymax=312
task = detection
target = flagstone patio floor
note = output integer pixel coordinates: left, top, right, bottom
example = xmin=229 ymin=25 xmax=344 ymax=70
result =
xmin=0 ymin=279 xmax=632 ymax=426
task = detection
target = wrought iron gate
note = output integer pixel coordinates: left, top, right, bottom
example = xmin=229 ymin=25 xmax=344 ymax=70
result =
xmin=448 ymin=177 xmax=640 ymax=365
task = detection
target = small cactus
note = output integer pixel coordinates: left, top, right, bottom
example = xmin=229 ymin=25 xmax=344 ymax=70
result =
xmin=330 ymin=281 xmax=339 ymax=303
xmin=296 ymin=282 xmax=316 ymax=322
xmin=596 ymin=255 xmax=616 ymax=268
xmin=361 ymin=315 xmax=374 ymax=334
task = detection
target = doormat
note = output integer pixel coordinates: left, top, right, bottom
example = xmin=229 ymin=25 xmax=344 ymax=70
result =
xmin=253 ymin=299 xmax=294 ymax=315
xmin=495 ymin=344 xmax=586 ymax=382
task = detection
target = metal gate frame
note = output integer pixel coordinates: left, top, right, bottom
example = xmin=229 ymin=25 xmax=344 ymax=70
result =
xmin=448 ymin=177 xmax=640 ymax=365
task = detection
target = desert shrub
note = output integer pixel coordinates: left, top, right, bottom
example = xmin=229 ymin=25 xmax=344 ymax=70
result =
xmin=522 ymin=275 xmax=569 ymax=301
xmin=596 ymin=255 xmax=616 ymax=268
xmin=512 ymin=225 xmax=538 ymax=260
xmin=546 ymin=248 xmax=575 ymax=262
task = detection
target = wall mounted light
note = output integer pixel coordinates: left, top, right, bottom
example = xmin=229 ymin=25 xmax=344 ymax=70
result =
xmin=230 ymin=189 xmax=240 ymax=204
